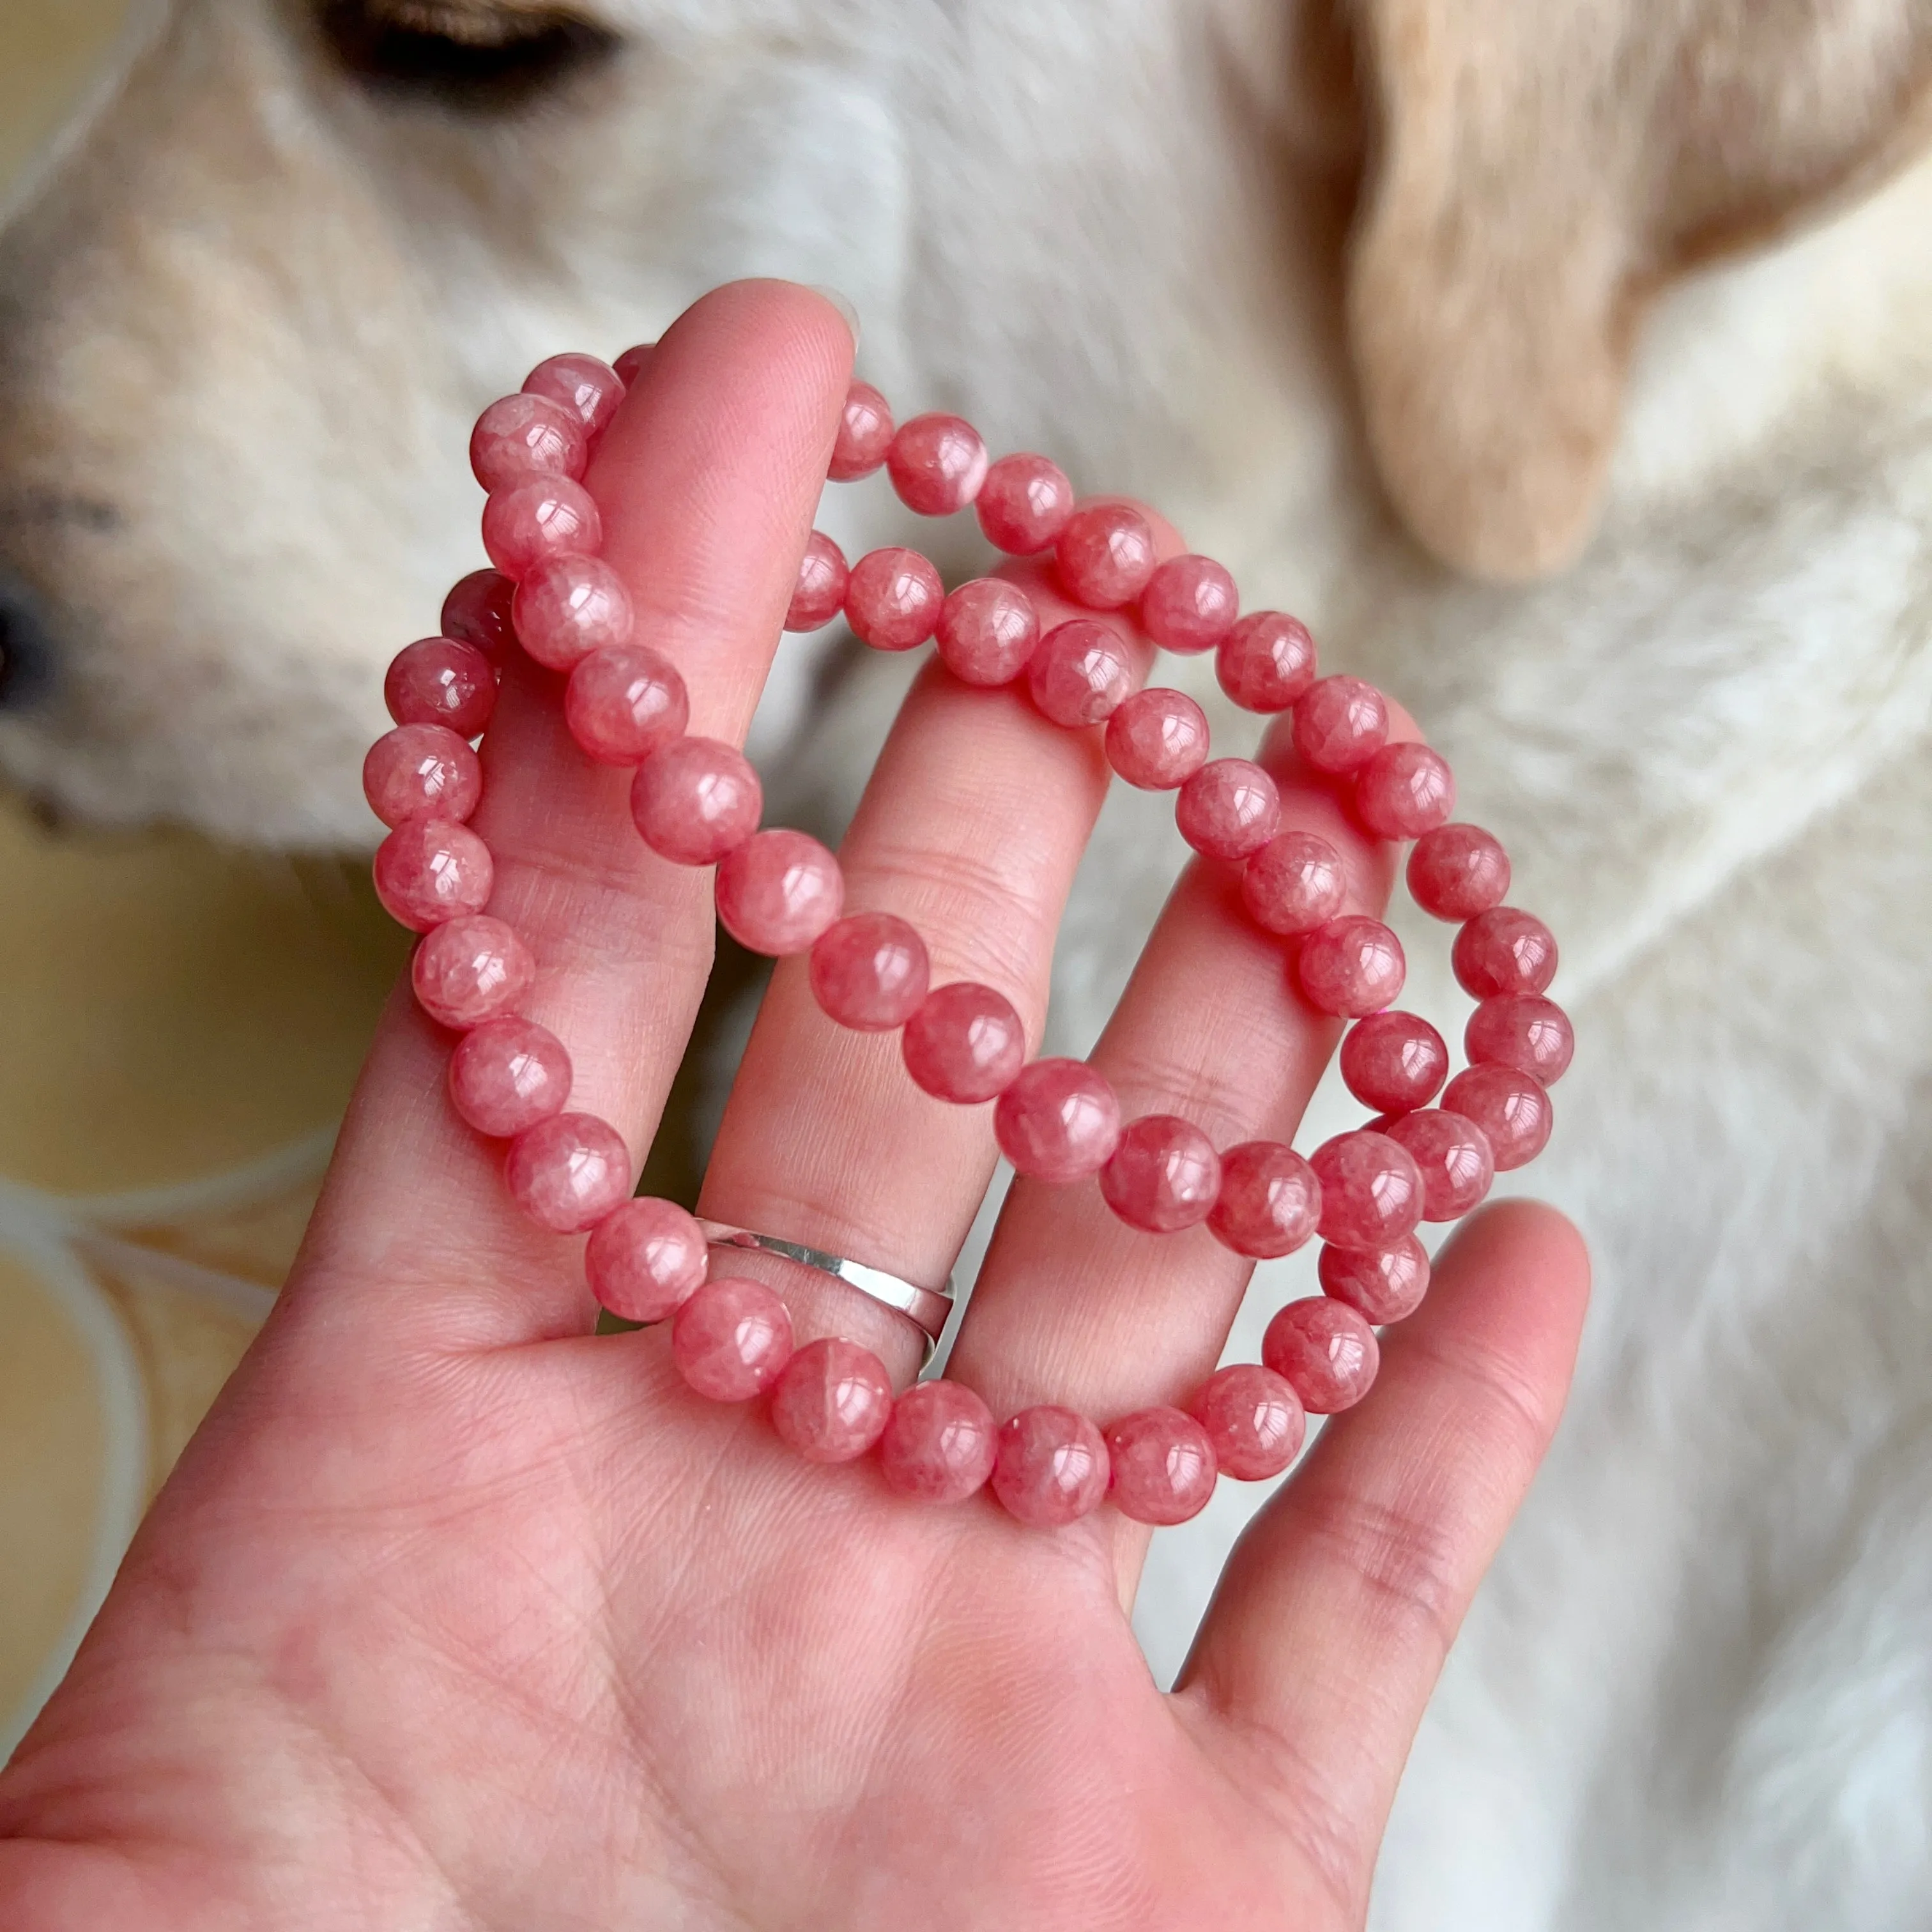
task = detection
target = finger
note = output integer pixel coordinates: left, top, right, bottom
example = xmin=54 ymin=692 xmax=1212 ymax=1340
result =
xmin=1174 ymin=1202 xmax=1589 ymax=1913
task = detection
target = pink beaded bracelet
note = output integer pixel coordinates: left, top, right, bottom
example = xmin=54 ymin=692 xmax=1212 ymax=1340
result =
xmin=368 ymin=351 xmax=1568 ymax=1532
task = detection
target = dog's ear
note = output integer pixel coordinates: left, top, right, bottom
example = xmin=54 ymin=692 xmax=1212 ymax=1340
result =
xmin=1345 ymin=0 xmax=1932 ymax=580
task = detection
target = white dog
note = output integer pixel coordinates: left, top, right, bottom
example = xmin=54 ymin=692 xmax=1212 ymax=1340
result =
xmin=3 ymin=1 xmax=1931 ymax=1924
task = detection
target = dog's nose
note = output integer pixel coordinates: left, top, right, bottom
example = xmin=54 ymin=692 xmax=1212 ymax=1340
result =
xmin=0 ymin=570 xmax=55 ymax=707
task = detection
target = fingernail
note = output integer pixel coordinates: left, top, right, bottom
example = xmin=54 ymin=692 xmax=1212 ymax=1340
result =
xmin=808 ymin=284 xmax=861 ymax=348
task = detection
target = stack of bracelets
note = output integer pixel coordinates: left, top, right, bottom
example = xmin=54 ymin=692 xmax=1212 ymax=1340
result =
xmin=364 ymin=346 xmax=1569 ymax=1531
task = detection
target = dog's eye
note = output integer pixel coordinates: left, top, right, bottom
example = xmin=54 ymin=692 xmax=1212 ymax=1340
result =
xmin=319 ymin=1 xmax=617 ymax=106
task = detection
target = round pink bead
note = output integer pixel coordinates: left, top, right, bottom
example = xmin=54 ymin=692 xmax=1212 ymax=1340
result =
xmin=1242 ymin=830 xmax=1346 ymax=935
xmin=585 ymin=1197 xmax=708 ymax=1324
xmin=1441 ymin=1065 xmax=1554 ymax=1171
xmin=887 ymin=413 xmax=988 ymax=516
xmin=770 ymin=1338 xmax=894 ymax=1464
xmin=482 ymin=477 xmax=602 ymax=582
xmin=935 ymin=578 xmax=1039 ymax=687
xmin=845 ymin=547 xmax=944 ymax=651
xmin=976 ymin=452 xmax=1076 ymax=554
xmin=1190 ymin=1365 xmax=1305 ymax=1480
xmin=1208 ymin=1141 xmax=1321 ymax=1258
xmin=1217 ymin=611 xmax=1316 ymax=713
xmin=1105 ymin=1407 xmax=1218 ymax=1525
xmin=829 ymin=380 xmax=893 ymax=482
xmin=1027 ymin=618 xmax=1137 ymax=727
xmin=1105 ymin=687 xmax=1210 ymax=790
xmin=1309 ymin=1130 xmax=1425 ymax=1250
xmin=809 ymin=912 xmax=930 ymax=1031
xmin=441 ymin=569 xmax=518 ymax=664
xmin=1354 ymin=742 xmax=1455 ymax=841
xmin=1408 ymin=823 xmax=1512 ymax=921
xmin=1262 ymin=1298 xmax=1380 ymax=1413
xmin=1140 ymin=555 xmax=1238 ymax=655
xmin=1386 ymin=1108 xmax=1495 ymax=1221
xmin=523 ymin=352 xmax=624 ymax=440
xmin=902 ymin=982 xmax=1026 ymax=1103
xmin=564 ymin=644 xmax=689 ymax=766
xmin=1177 ymin=758 xmax=1281 ymax=860
xmin=1297 ymin=915 xmax=1406 ymax=1017
xmin=1054 ymin=501 xmax=1158 ymax=610
xmin=992 ymin=1405 xmax=1110 ymax=1528
xmin=612 ymin=342 xmax=654 ymax=387
xmin=1453 ymin=907 xmax=1559 ymax=999
xmin=411 ymin=914 xmax=534 ymax=1031
xmin=714 ymin=829 xmax=843 ymax=956
xmin=993 ymin=1059 xmax=1122 ymax=1183
xmin=448 ymin=1015 xmax=571 ymax=1138
xmin=1292 ymin=675 xmax=1389 ymax=774
xmin=372 ymin=818 xmax=494 ymax=931
xmin=363 ymin=724 xmax=481 ymax=829
xmin=630 ymin=738 xmax=762 ymax=866
xmin=1466 ymin=994 xmax=1574 ymax=1086
xmin=786 ymin=532 xmax=849 ymax=631
xmin=512 ymin=553 xmax=633 ymax=671
xmin=386 ymin=637 xmax=496 ymax=737
xmin=877 ymin=1380 xmax=999 ymax=1503
xmin=505 ymin=1112 xmax=631 ymax=1234
xmin=1320 ymin=1237 xmax=1432 ymax=1324
xmin=1100 ymin=1114 xmax=1221 ymax=1232
xmin=1340 ymin=1009 xmax=1449 ymax=1114
xmin=469 ymin=392 xmax=586 ymax=494
xmin=671 ymin=1277 xmax=793 ymax=1402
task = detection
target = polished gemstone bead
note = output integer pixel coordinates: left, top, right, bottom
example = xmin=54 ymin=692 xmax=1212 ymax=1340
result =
xmin=809 ymin=912 xmax=930 ymax=1030
xmin=1262 ymin=1297 xmax=1380 ymax=1412
xmin=1297 ymin=915 xmax=1406 ymax=1016
xmin=1100 ymin=1114 xmax=1221 ymax=1232
xmin=373 ymin=818 xmax=494 ymax=931
xmin=630 ymin=738 xmax=762 ymax=865
xmin=1292 ymin=675 xmax=1389 ymax=774
xmin=441 ymin=569 xmax=518 ymax=663
xmin=935 ymin=578 xmax=1040 ymax=686
xmin=1217 ymin=611 xmax=1317 ymax=713
xmin=512 ymin=553 xmax=634 ymax=671
xmin=1140 ymin=554 xmax=1238 ymax=654
xmin=1190 ymin=1365 xmax=1305 ymax=1480
xmin=469 ymin=392 xmax=587 ymax=494
xmin=1309 ymin=1130 xmax=1424 ymax=1248
xmin=1453 ymin=907 xmax=1558 ymax=998
xmin=1105 ymin=1407 xmax=1218 ymax=1525
xmin=1354 ymin=742 xmax=1455 ymax=840
xmin=1104 ymin=687 xmax=1210 ymax=789
xmin=523 ymin=352 xmax=624 ymax=440
xmin=564 ymin=644 xmax=689 ymax=765
xmin=671 ymin=1276 xmax=793 ymax=1402
xmin=505 ymin=1110 xmax=632 ymax=1234
xmin=482 ymin=477 xmax=602 ymax=581
xmin=1319 ymin=1236 xmax=1431 ymax=1324
xmin=1242 ymin=830 xmax=1346 ymax=935
xmin=1407 ymin=822 xmax=1512 ymax=920
xmin=829 ymin=379 xmax=894 ymax=481
xmin=992 ymin=1405 xmax=1110 ymax=1527
xmin=448 ymin=1015 xmax=571 ymax=1138
xmin=887 ymin=412 xmax=989 ymax=515
xmin=385 ymin=637 xmax=496 ymax=737
xmin=770 ymin=1338 xmax=895 ymax=1463
xmin=1441 ymin=1065 xmax=1554 ymax=1170
xmin=786 ymin=532 xmax=849 ymax=631
xmin=902 ymin=981 xmax=1027 ymax=1103
xmin=1466 ymin=993 xmax=1574 ymax=1085
xmin=1027 ymin=618 xmax=1137 ymax=726
xmin=877 ymin=1380 xmax=999 ymax=1503
xmin=994 ymin=1059 xmax=1122 ymax=1183
xmin=585 ymin=1196 xmax=709 ymax=1324
xmin=976 ymin=452 xmax=1076 ymax=553
xmin=1386 ymin=1108 xmax=1495 ymax=1220
xmin=715 ymin=829 xmax=844 ymax=956
xmin=1177 ymin=758 xmax=1281 ymax=859
xmin=1054 ymin=501 xmax=1158 ymax=609
xmin=845 ymin=546 xmax=945 ymax=650
xmin=1339 ymin=1009 xmax=1449 ymax=1114
xmin=1208 ymin=1141 xmax=1321 ymax=1258
xmin=363 ymin=724 xmax=481 ymax=828
xmin=411 ymin=914 xmax=534 ymax=1031
xmin=612 ymin=342 xmax=655 ymax=387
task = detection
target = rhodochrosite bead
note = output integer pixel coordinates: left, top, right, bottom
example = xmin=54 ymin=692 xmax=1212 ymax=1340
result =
xmin=373 ymin=818 xmax=494 ymax=931
xmin=992 ymin=1405 xmax=1110 ymax=1527
xmin=514 ymin=554 xmax=634 ymax=670
xmin=1453 ymin=907 xmax=1559 ymax=998
xmin=411 ymin=914 xmax=534 ymax=1030
xmin=935 ymin=578 xmax=1039 ymax=686
xmin=770 ymin=1338 xmax=894 ymax=1462
xmin=786 ymin=532 xmax=849 ymax=631
xmin=1209 ymin=1142 xmax=1321 ymax=1258
xmin=1407 ymin=822 xmax=1510 ymax=919
xmin=1319 ymin=1236 xmax=1431 ymax=1323
xmin=976 ymin=452 xmax=1075 ymax=554
xmin=1262 ymin=1298 xmax=1380 ymax=1412
xmin=1177 ymin=758 xmax=1280 ymax=859
xmin=1027 ymin=618 xmax=1137 ymax=726
xmin=887 ymin=413 xmax=988 ymax=515
xmin=845 ymin=548 xmax=944 ymax=650
xmin=1105 ymin=1407 xmax=1218 ymax=1524
xmin=1054 ymin=502 xmax=1157 ymax=609
xmin=441 ymin=569 xmax=518 ymax=662
xmin=829 ymin=380 xmax=893 ymax=481
xmin=1354 ymin=742 xmax=1455 ymax=840
xmin=1466 ymin=993 xmax=1574 ymax=1085
xmin=877 ymin=1381 xmax=999 ymax=1503
xmin=671 ymin=1276 xmax=793 ymax=1402
xmin=386 ymin=638 xmax=496 ymax=737
xmin=902 ymin=983 xmax=1026 ymax=1102
xmin=1292 ymin=675 xmax=1388 ymax=774
xmin=1310 ymin=1130 xmax=1424 ymax=1249
xmin=1441 ymin=1065 xmax=1554 ymax=1170
xmin=523 ymin=352 xmax=624 ymax=440
xmin=363 ymin=725 xmax=481 ymax=828
xmin=631 ymin=739 xmax=762 ymax=865
xmin=1340 ymin=1009 xmax=1449 ymax=1114
xmin=993 ymin=1059 xmax=1122 ymax=1182
xmin=1217 ymin=611 xmax=1315 ymax=712
xmin=809 ymin=912 xmax=930 ymax=1030
xmin=1105 ymin=687 xmax=1211 ymax=789
xmin=1100 ymin=1114 xmax=1220 ymax=1232
xmin=1140 ymin=555 xmax=1238 ymax=654
xmin=506 ymin=1112 xmax=632 ymax=1234
xmin=481 ymin=477 xmax=602 ymax=581
xmin=714 ymin=829 xmax=844 ymax=955
xmin=470 ymin=392 xmax=586 ymax=493
xmin=585 ymin=1197 xmax=708 ymax=1324
xmin=1190 ymin=1365 xmax=1306 ymax=1480
xmin=448 ymin=1015 xmax=571 ymax=1138
xmin=565 ymin=645 xmax=689 ymax=765
xmin=1386 ymin=1108 xmax=1495 ymax=1220
xmin=1242 ymin=831 xmax=1346 ymax=936
xmin=1297 ymin=915 xmax=1406 ymax=1016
